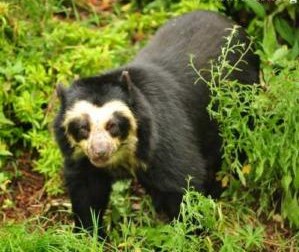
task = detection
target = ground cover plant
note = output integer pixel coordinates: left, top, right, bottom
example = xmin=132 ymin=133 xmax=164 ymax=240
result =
xmin=0 ymin=0 xmax=298 ymax=251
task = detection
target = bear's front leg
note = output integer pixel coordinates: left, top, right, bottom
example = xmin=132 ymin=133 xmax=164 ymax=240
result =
xmin=65 ymin=167 xmax=112 ymax=237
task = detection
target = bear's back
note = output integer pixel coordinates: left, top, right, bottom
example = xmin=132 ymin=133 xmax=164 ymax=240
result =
xmin=134 ymin=11 xmax=258 ymax=85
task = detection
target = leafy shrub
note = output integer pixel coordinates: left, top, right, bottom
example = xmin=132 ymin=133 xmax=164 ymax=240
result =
xmin=193 ymin=23 xmax=299 ymax=228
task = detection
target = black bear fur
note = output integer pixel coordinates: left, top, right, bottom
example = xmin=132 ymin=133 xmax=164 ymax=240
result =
xmin=54 ymin=11 xmax=259 ymax=235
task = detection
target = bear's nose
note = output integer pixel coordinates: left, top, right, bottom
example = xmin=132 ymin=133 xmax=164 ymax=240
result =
xmin=89 ymin=132 xmax=112 ymax=160
xmin=91 ymin=144 xmax=110 ymax=158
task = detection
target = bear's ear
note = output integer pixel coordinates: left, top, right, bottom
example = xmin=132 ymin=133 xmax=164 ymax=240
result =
xmin=120 ymin=70 xmax=133 ymax=92
xmin=56 ymin=83 xmax=66 ymax=104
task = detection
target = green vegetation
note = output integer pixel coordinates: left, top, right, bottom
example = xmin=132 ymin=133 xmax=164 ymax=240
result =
xmin=0 ymin=0 xmax=298 ymax=251
xmin=0 ymin=183 xmax=263 ymax=251
xmin=1 ymin=183 xmax=298 ymax=251
xmin=192 ymin=24 xmax=299 ymax=228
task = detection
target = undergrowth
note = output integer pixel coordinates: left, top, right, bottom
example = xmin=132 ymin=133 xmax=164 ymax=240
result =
xmin=192 ymin=25 xmax=299 ymax=228
xmin=0 ymin=185 xmax=275 ymax=251
xmin=2 ymin=182 xmax=298 ymax=251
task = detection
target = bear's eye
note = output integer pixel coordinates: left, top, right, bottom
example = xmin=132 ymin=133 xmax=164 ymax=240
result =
xmin=106 ymin=112 xmax=131 ymax=140
xmin=79 ymin=122 xmax=89 ymax=134
xmin=105 ymin=120 xmax=119 ymax=138
xmin=67 ymin=116 xmax=90 ymax=142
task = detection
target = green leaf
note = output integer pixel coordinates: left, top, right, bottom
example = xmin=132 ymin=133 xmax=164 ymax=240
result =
xmin=281 ymin=174 xmax=292 ymax=192
xmin=0 ymin=111 xmax=14 ymax=126
xmin=294 ymin=172 xmax=299 ymax=190
xmin=263 ymin=17 xmax=278 ymax=56
xmin=289 ymin=40 xmax=299 ymax=60
xmin=274 ymin=17 xmax=295 ymax=46
xmin=0 ymin=150 xmax=12 ymax=156
xmin=282 ymin=193 xmax=299 ymax=227
xmin=269 ymin=46 xmax=289 ymax=64
xmin=243 ymin=0 xmax=266 ymax=18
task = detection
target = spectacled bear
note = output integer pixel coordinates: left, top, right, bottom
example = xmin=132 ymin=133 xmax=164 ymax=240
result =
xmin=54 ymin=11 xmax=259 ymax=235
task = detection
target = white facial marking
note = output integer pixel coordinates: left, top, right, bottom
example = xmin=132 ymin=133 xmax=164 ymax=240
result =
xmin=63 ymin=100 xmax=136 ymax=132
xmin=63 ymin=100 xmax=138 ymax=169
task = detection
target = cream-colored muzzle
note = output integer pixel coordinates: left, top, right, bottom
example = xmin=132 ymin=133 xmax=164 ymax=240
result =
xmin=87 ymin=131 xmax=116 ymax=167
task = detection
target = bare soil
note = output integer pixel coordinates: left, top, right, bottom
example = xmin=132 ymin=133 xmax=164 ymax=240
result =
xmin=0 ymin=153 xmax=71 ymax=226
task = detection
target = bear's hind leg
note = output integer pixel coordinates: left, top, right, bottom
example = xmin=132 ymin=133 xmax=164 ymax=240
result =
xmin=150 ymin=190 xmax=183 ymax=220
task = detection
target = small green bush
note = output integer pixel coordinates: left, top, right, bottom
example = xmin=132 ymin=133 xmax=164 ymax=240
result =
xmin=193 ymin=24 xmax=299 ymax=227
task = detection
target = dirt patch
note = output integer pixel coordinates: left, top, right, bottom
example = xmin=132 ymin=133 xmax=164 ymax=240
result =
xmin=0 ymin=153 xmax=71 ymax=226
